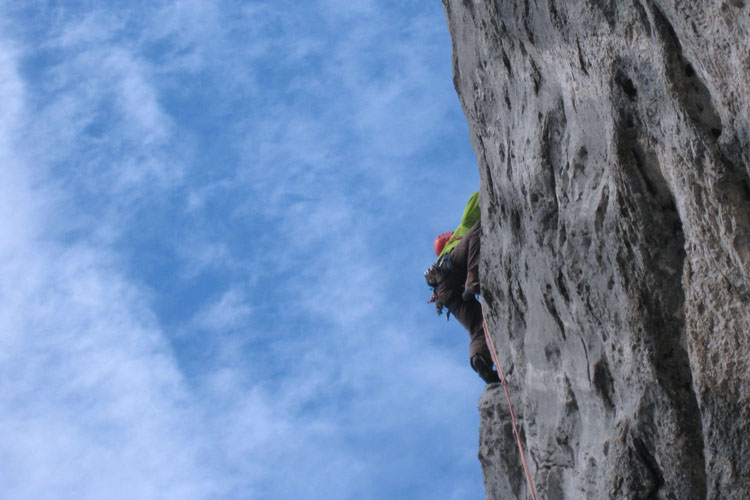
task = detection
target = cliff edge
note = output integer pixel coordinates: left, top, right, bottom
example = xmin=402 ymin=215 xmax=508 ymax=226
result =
xmin=443 ymin=1 xmax=750 ymax=498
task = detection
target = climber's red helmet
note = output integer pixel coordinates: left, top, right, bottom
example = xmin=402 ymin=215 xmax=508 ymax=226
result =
xmin=433 ymin=232 xmax=453 ymax=256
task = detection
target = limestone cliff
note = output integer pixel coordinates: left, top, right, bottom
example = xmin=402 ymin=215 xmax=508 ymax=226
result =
xmin=442 ymin=1 xmax=750 ymax=498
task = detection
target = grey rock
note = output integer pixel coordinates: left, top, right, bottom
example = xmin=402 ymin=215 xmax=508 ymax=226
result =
xmin=479 ymin=382 xmax=534 ymax=499
xmin=442 ymin=0 xmax=750 ymax=498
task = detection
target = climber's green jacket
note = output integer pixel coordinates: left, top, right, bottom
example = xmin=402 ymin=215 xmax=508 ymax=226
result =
xmin=439 ymin=191 xmax=480 ymax=259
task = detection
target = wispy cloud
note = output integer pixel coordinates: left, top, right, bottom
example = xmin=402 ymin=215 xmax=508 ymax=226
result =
xmin=0 ymin=1 xmax=484 ymax=498
xmin=0 ymin=30 xmax=214 ymax=499
xmin=0 ymin=172 xmax=213 ymax=500
xmin=193 ymin=286 xmax=253 ymax=332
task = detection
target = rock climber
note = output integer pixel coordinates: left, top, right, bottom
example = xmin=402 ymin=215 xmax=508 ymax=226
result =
xmin=425 ymin=192 xmax=500 ymax=384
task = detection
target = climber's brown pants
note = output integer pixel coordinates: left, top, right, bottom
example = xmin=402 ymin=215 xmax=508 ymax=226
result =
xmin=437 ymin=221 xmax=491 ymax=362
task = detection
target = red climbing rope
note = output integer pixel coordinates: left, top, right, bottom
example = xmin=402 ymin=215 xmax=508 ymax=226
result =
xmin=480 ymin=302 xmax=537 ymax=500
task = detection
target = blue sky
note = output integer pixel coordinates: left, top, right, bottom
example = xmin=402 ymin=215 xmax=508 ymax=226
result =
xmin=0 ymin=1 xmax=484 ymax=498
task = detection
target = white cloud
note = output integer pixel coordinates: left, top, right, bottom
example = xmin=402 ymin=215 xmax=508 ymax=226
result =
xmin=18 ymin=19 xmax=185 ymax=227
xmin=177 ymin=237 xmax=234 ymax=277
xmin=107 ymin=49 xmax=172 ymax=146
xmin=55 ymin=10 xmax=125 ymax=48
xmin=0 ymin=1 xmax=487 ymax=498
xmin=0 ymin=180 xmax=217 ymax=500
xmin=193 ymin=286 xmax=253 ymax=332
xmin=0 ymin=40 xmax=216 ymax=500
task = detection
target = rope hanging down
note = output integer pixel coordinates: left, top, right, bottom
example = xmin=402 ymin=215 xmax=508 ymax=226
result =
xmin=479 ymin=302 xmax=537 ymax=500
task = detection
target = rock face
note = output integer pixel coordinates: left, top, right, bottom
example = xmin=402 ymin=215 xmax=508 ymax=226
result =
xmin=442 ymin=1 xmax=750 ymax=498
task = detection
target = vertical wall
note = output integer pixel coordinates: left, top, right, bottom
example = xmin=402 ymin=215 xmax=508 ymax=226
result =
xmin=443 ymin=1 xmax=750 ymax=498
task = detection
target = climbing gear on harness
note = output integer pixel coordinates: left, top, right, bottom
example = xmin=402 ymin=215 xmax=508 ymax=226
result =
xmin=424 ymin=264 xmax=448 ymax=318
xmin=425 ymin=258 xmax=463 ymax=320
xmin=479 ymin=302 xmax=537 ymax=500
xmin=433 ymin=232 xmax=453 ymax=256
xmin=424 ymin=262 xmax=443 ymax=288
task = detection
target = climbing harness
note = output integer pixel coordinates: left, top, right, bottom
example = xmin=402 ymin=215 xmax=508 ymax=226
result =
xmin=479 ymin=302 xmax=538 ymax=500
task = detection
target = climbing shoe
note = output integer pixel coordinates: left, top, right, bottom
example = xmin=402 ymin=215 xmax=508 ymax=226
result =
xmin=481 ymin=369 xmax=500 ymax=385
xmin=471 ymin=354 xmax=500 ymax=384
